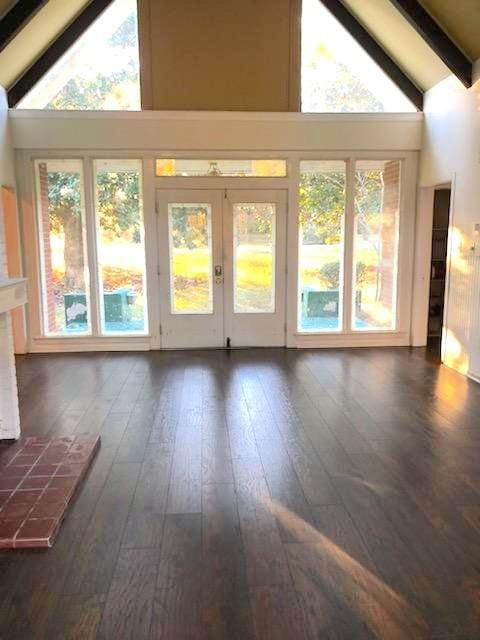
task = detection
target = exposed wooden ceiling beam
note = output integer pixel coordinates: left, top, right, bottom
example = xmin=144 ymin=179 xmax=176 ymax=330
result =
xmin=7 ymin=0 xmax=114 ymax=107
xmin=388 ymin=0 xmax=472 ymax=87
xmin=318 ymin=0 xmax=423 ymax=111
xmin=0 ymin=0 xmax=49 ymax=53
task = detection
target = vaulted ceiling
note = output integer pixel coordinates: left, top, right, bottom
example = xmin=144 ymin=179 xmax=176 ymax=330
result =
xmin=0 ymin=0 xmax=478 ymax=108
xmin=343 ymin=0 xmax=479 ymax=91
xmin=0 ymin=0 xmax=15 ymax=14
xmin=420 ymin=0 xmax=480 ymax=60
xmin=343 ymin=0 xmax=450 ymax=91
xmin=0 ymin=0 xmax=90 ymax=90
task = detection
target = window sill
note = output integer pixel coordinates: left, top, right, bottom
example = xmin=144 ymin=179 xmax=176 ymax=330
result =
xmin=37 ymin=334 xmax=151 ymax=340
xmin=294 ymin=329 xmax=401 ymax=336
xmin=289 ymin=330 xmax=410 ymax=349
xmin=29 ymin=334 xmax=152 ymax=353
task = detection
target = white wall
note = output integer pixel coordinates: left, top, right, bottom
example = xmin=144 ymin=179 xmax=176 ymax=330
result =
xmin=0 ymin=92 xmax=15 ymax=195
xmin=0 ymin=90 xmax=26 ymax=355
xmin=11 ymin=110 xmax=421 ymax=352
xmin=0 ymin=89 xmax=14 ymax=277
xmin=0 ymin=88 xmax=21 ymax=439
xmin=10 ymin=110 xmax=423 ymax=152
xmin=419 ymin=61 xmax=480 ymax=378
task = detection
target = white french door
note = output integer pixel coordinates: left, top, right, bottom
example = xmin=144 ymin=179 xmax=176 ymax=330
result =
xmin=156 ymin=189 xmax=287 ymax=348
xmin=223 ymin=190 xmax=287 ymax=347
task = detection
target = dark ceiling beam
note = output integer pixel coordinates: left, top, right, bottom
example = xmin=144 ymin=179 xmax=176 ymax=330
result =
xmin=0 ymin=0 xmax=49 ymax=53
xmin=388 ymin=0 xmax=472 ymax=87
xmin=7 ymin=0 xmax=114 ymax=107
xmin=318 ymin=0 xmax=424 ymax=111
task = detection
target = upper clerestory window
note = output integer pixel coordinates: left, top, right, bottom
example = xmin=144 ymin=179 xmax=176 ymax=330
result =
xmin=17 ymin=0 xmax=140 ymax=110
xmin=301 ymin=0 xmax=416 ymax=113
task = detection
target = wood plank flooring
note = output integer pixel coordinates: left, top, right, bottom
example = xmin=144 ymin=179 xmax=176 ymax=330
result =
xmin=1 ymin=347 xmax=480 ymax=639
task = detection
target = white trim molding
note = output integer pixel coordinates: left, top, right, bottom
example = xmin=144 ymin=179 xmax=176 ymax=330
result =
xmin=290 ymin=331 xmax=411 ymax=349
xmin=30 ymin=336 xmax=151 ymax=353
xmin=10 ymin=110 xmax=423 ymax=152
xmin=12 ymin=112 xmax=421 ymax=353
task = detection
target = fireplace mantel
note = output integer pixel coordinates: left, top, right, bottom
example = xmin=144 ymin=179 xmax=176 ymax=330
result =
xmin=0 ymin=278 xmax=27 ymax=314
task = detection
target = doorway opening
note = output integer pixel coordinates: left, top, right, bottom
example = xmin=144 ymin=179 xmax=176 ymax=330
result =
xmin=426 ymin=187 xmax=451 ymax=362
xmin=156 ymin=189 xmax=287 ymax=349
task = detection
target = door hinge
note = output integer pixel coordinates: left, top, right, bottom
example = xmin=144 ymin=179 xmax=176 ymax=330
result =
xmin=157 ymin=264 xmax=161 ymax=276
xmin=224 ymin=189 xmax=228 ymax=199
xmin=159 ymin=323 xmax=162 ymax=335
xmin=155 ymin=201 xmax=159 ymax=215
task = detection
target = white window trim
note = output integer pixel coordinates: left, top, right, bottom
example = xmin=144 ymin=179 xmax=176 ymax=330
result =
xmin=16 ymin=146 xmax=418 ymax=353
xmin=25 ymin=154 xmax=149 ymax=346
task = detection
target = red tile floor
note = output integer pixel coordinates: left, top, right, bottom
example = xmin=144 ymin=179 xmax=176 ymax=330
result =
xmin=0 ymin=435 xmax=100 ymax=549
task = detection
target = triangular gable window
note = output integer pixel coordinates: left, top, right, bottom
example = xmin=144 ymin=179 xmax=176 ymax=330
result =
xmin=18 ymin=0 xmax=140 ymax=110
xmin=301 ymin=0 xmax=415 ymax=112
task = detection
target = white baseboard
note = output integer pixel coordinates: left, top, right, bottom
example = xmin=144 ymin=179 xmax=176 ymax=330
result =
xmin=29 ymin=337 xmax=151 ymax=353
xmin=287 ymin=331 xmax=410 ymax=349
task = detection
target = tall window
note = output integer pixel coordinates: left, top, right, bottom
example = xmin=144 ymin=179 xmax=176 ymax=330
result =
xmin=35 ymin=159 xmax=146 ymax=337
xmin=298 ymin=161 xmax=346 ymax=331
xmin=94 ymin=160 xmax=147 ymax=333
xmin=353 ymin=161 xmax=400 ymax=330
xmin=18 ymin=0 xmax=140 ymax=110
xmin=35 ymin=160 xmax=90 ymax=335
xmin=301 ymin=0 xmax=415 ymax=113
xmin=298 ymin=159 xmax=401 ymax=333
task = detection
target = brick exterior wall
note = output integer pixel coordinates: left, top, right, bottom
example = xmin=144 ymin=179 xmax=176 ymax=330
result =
xmin=379 ymin=161 xmax=400 ymax=309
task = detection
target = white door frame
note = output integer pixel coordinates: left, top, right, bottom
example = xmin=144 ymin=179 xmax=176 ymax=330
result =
xmin=223 ymin=189 xmax=287 ymax=347
xmin=156 ymin=187 xmax=287 ymax=349
xmin=157 ymin=189 xmax=224 ymax=348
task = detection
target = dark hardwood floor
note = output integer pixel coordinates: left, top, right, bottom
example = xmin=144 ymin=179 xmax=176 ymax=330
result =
xmin=1 ymin=346 xmax=480 ymax=639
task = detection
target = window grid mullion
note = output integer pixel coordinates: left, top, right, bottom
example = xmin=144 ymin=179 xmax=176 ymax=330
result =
xmin=343 ymin=158 xmax=355 ymax=332
xmin=83 ymin=156 xmax=101 ymax=337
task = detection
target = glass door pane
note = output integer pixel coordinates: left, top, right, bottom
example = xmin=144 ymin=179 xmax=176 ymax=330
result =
xmin=353 ymin=160 xmax=400 ymax=330
xmin=233 ymin=203 xmax=276 ymax=313
xmin=298 ymin=161 xmax=346 ymax=331
xmin=168 ymin=204 xmax=213 ymax=314
xmin=223 ymin=189 xmax=287 ymax=348
xmin=94 ymin=159 xmax=147 ymax=334
xmin=35 ymin=159 xmax=90 ymax=335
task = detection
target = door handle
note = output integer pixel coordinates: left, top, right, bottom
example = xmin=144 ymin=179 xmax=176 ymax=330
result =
xmin=214 ymin=264 xmax=223 ymax=284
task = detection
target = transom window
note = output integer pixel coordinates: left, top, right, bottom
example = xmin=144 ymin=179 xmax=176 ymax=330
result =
xmin=155 ymin=159 xmax=287 ymax=178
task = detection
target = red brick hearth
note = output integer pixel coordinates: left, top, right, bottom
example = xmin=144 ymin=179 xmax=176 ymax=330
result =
xmin=0 ymin=435 xmax=100 ymax=549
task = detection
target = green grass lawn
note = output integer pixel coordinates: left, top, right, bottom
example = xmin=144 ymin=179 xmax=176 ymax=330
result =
xmin=172 ymin=245 xmax=275 ymax=312
xmin=51 ymin=238 xmax=388 ymax=325
xmin=171 ymin=242 xmax=382 ymax=313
